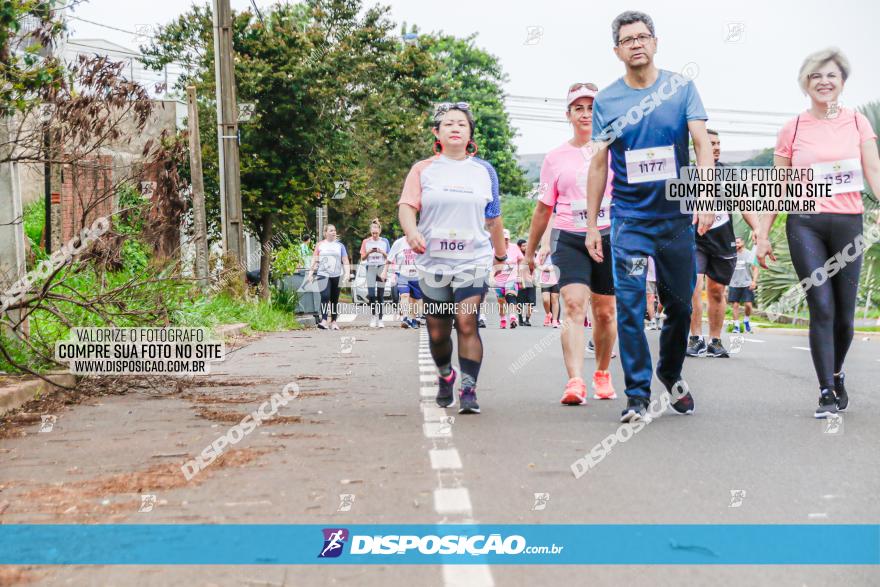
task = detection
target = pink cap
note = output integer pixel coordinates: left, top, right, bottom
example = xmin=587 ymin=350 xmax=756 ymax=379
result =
xmin=566 ymin=83 xmax=598 ymax=106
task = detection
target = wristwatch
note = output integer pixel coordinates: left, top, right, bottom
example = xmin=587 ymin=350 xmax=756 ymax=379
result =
xmin=494 ymin=254 xmax=508 ymax=262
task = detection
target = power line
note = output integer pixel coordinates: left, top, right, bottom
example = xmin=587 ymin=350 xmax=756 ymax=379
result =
xmin=508 ymin=115 xmax=779 ymax=137
xmin=66 ymin=15 xmax=156 ymax=39
xmin=507 ymin=94 xmax=796 ymax=118
xmin=54 ymin=0 xmax=89 ymax=11
xmin=65 ymin=40 xmax=193 ymax=70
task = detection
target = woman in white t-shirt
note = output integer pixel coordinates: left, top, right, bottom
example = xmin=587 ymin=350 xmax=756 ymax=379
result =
xmin=398 ymin=102 xmax=507 ymax=415
xmin=359 ymin=219 xmax=391 ymax=328
xmin=307 ymin=224 xmax=351 ymax=330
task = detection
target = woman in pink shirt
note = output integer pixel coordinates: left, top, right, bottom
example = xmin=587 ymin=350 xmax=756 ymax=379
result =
xmin=524 ymin=82 xmax=618 ymax=405
xmin=493 ymin=229 xmax=525 ymax=328
xmin=757 ymin=48 xmax=880 ymax=419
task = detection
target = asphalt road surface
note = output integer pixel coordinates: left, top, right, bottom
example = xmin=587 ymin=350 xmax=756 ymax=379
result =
xmin=1 ymin=307 xmax=878 ymax=586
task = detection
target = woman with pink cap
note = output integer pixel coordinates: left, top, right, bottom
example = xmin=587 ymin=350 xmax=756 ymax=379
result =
xmin=525 ymin=82 xmax=618 ymax=405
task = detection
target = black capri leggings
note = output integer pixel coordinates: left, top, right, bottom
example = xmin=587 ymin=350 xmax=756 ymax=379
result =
xmin=320 ymin=276 xmax=341 ymax=322
xmin=786 ymin=213 xmax=863 ymax=390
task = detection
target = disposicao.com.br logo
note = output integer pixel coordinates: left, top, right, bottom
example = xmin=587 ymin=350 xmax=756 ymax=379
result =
xmin=317 ymin=528 xmax=563 ymax=558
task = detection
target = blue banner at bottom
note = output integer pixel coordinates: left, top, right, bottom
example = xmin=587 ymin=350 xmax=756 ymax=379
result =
xmin=0 ymin=524 xmax=877 ymax=565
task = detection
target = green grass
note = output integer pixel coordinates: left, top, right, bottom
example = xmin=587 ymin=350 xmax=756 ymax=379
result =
xmin=23 ymin=198 xmax=45 ymax=246
xmin=172 ymin=292 xmax=302 ymax=332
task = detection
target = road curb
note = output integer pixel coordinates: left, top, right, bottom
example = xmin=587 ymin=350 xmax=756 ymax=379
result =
xmin=0 ymin=373 xmax=77 ymax=416
xmin=212 ymin=322 xmax=250 ymax=339
xmin=750 ymin=327 xmax=877 ymax=340
xmin=296 ymin=315 xmax=316 ymax=328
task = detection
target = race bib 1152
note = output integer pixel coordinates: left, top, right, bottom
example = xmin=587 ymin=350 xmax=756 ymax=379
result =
xmin=811 ymin=158 xmax=864 ymax=195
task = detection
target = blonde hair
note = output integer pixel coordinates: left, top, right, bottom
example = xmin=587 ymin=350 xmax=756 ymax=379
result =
xmin=798 ymin=47 xmax=850 ymax=93
xmin=370 ymin=218 xmax=381 ymax=229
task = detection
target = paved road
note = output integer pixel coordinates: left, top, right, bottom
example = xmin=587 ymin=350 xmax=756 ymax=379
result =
xmin=1 ymin=307 xmax=878 ymax=586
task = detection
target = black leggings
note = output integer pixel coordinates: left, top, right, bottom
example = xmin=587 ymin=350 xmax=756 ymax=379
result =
xmin=366 ymin=265 xmax=385 ymax=318
xmin=426 ymin=294 xmax=484 ymax=384
xmin=320 ymin=276 xmax=341 ymax=321
xmin=786 ymin=213 xmax=863 ymax=390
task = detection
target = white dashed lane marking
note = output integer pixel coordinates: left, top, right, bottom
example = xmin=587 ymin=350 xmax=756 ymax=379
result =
xmin=429 ymin=449 xmax=463 ymax=470
xmin=417 ymin=331 xmax=492 ymax=586
xmin=443 ymin=565 xmax=494 ymax=587
xmin=433 ymin=488 xmax=473 ymax=515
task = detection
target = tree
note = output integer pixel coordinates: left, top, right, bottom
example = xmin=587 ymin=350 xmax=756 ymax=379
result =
xmin=500 ymin=196 xmax=535 ymax=240
xmin=143 ymin=0 xmax=442 ymax=297
xmin=0 ymin=0 xmax=66 ymax=118
xmin=422 ymin=33 xmax=529 ymax=197
xmin=737 ymin=147 xmax=773 ymax=167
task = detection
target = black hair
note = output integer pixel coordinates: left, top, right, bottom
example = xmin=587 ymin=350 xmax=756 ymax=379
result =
xmin=707 ymin=128 xmax=719 ymax=136
xmin=433 ymin=106 xmax=476 ymax=139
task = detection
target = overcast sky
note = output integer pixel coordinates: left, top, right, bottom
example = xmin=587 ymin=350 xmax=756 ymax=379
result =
xmin=67 ymin=0 xmax=879 ymax=155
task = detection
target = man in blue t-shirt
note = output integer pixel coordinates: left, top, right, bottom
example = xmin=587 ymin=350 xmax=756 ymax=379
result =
xmin=585 ymin=10 xmax=716 ymax=423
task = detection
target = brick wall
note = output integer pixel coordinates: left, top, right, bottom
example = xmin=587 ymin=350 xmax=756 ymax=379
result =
xmin=60 ymin=155 xmax=114 ymax=242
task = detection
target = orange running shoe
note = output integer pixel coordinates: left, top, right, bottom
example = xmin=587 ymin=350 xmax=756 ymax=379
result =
xmin=560 ymin=377 xmax=587 ymax=405
xmin=592 ymin=370 xmax=617 ymax=400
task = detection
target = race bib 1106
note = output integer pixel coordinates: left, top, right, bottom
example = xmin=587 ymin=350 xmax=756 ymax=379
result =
xmin=429 ymin=228 xmax=475 ymax=259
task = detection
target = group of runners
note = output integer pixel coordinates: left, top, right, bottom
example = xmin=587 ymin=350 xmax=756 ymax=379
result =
xmin=312 ymin=10 xmax=879 ymax=421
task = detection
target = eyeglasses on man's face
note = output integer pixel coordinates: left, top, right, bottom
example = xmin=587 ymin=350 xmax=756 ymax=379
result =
xmin=618 ymin=34 xmax=654 ymax=48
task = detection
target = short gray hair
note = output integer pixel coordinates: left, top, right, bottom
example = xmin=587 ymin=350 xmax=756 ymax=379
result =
xmin=611 ymin=11 xmax=655 ymax=45
xmin=798 ymin=47 xmax=850 ymax=92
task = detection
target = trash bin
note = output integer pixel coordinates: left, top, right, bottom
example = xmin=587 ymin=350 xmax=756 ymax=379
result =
xmin=277 ymin=269 xmax=321 ymax=322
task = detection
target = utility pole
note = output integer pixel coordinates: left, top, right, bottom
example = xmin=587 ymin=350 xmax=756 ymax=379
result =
xmin=46 ymin=114 xmax=62 ymax=253
xmin=187 ymin=86 xmax=209 ymax=287
xmin=211 ymin=0 xmax=244 ymax=266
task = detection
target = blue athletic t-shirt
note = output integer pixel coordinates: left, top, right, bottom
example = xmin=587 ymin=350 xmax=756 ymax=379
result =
xmin=591 ymin=69 xmax=707 ymax=219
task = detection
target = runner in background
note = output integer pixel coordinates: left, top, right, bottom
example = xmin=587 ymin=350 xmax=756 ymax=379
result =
xmin=537 ymin=248 xmax=561 ymax=326
xmin=308 ymin=224 xmax=351 ymax=331
xmin=756 ymin=47 xmax=880 ymax=418
xmin=399 ymin=101 xmax=507 ymax=414
xmin=587 ymin=11 xmax=715 ymax=422
xmin=388 ymin=235 xmax=423 ymax=328
xmin=494 ymin=229 xmax=524 ymax=329
xmin=386 ymin=238 xmax=401 ymax=322
xmin=360 ymin=220 xmax=391 ymax=328
xmin=299 ymin=234 xmax=312 ymax=265
xmin=687 ymin=129 xmax=759 ymax=358
xmin=729 ymin=236 xmax=759 ymax=334
xmin=516 ymin=239 xmax=535 ymax=326
xmin=526 ymin=81 xmax=617 ymax=404
xmin=645 ymin=256 xmax=660 ymax=330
